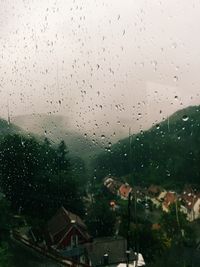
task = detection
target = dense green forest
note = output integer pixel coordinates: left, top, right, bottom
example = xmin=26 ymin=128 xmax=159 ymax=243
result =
xmin=91 ymin=105 xmax=200 ymax=189
xmin=0 ymin=134 xmax=86 ymax=221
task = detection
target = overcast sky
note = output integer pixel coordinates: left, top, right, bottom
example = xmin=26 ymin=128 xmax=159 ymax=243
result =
xmin=1 ymin=0 xmax=200 ymax=139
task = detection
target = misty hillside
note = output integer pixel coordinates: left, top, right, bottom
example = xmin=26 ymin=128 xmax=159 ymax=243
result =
xmin=0 ymin=118 xmax=22 ymax=136
xmin=12 ymin=114 xmax=102 ymax=159
xmin=92 ymin=105 xmax=200 ymax=189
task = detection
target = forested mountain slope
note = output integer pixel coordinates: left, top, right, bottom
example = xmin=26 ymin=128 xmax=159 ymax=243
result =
xmin=91 ymin=105 xmax=200 ymax=189
xmin=0 ymin=118 xmax=22 ymax=136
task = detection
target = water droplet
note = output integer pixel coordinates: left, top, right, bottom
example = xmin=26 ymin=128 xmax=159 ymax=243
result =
xmin=182 ymin=115 xmax=189 ymax=122
xmin=172 ymin=42 xmax=177 ymax=49
xmin=173 ymin=75 xmax=178 ymax=82
xmin=101 ymin=134 xmax=105 ymax=139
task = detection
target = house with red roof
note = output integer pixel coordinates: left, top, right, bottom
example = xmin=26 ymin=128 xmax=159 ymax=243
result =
xmin=180 ymin=189 xmax=200 ymax=221
xmin=45 ymin=207 xmax=92 ymax=264
xmin=104 ymin=177 xmax=123 ymax=195
xmin=118 ymin=183 xmax=132 ymax=200
xmin=162 ymin=191 xmax=177 ymax=212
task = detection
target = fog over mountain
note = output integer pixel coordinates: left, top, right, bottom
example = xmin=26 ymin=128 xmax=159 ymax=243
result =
xmin=12 ymin=114 xmax=103 ymax=158
xmin=1 ymin=0 xmax=200 ymax=140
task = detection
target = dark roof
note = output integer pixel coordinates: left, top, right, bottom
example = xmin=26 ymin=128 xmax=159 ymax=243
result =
xmin=148 ymin=185 xmax=162 ymax=196
xmin=180 ymin=189 xmax=200 ymax=210
xmin=47 ymin=207 xmax=86 ymax=236
xmin=85 ymin=237 xmax=136 ymax=266
xmin=46 ymin=207 xmax=90 ymax=246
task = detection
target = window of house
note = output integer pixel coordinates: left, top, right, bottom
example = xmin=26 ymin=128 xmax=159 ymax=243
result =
xmin=71 ymin=234 xmax=78 ymax=248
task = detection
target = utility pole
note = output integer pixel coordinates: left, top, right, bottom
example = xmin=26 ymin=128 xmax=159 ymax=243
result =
xmin=126 ymin=128 xmax=132 ymax=267
xmin=126 ymin=192 xmax=131 ymax=267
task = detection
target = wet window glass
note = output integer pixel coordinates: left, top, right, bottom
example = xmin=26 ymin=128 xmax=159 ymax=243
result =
xmin=0 ymin=1 xmax=199 ymax=267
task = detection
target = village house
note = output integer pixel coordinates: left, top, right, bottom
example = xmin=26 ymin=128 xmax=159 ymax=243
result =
xmin=150 ymin=187 xmax=167 ymax=208
xmin=148 ymin=190 xmax=167 ymax=208
xmin=104 ymin=177 xmax=123 ymax=195
xmin=179 ymin=189 xmax=200 ymax=221
xmin=84 ymin=236 xmax=145 ymax=267
xmin=45 ymin=207 xmax=145 ymax=266
xmin=132 ymin=186 xmax=148 ymax=203
xmin=45 ymin=206 xmax=92 ymax=264
xmin=157 ymin=190 xmax=167 ymax=203
xmin=118 ymin=183 xmax=132 ymax=200
xmin=162 ymin=191 xmax=177 ymax=212
xmin=147 ymin=185 xmax=162 ymax=198
xmin=104 ymin=177 xmax=115 ymax=187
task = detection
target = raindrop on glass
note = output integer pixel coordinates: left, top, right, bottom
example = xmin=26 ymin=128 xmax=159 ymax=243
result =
xmin=182 ymin=115 xmax=189 ymax=122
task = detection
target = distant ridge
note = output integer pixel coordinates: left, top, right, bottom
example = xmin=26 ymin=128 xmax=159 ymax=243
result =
xmin=0 ymin=118 xmax=22 ymax=136
xmin=91 ymin=105 xmax=200 ymax=189
xmin=12 ymin=114 xmax=102 ymax=159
